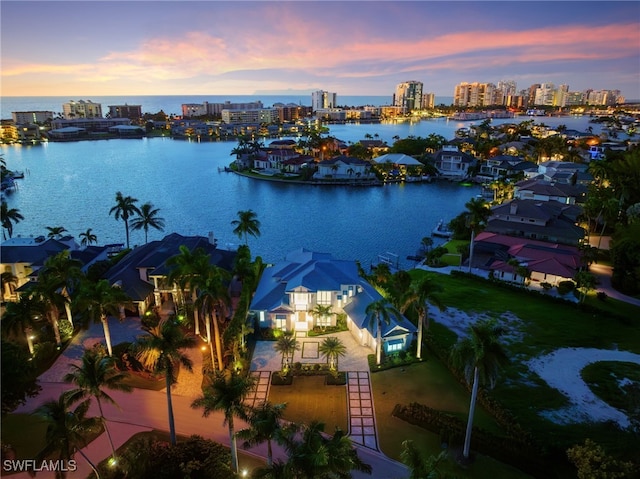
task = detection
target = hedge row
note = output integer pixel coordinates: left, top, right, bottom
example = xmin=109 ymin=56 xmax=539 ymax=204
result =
xmin=392 ymin=402 xmax=555 ymax=478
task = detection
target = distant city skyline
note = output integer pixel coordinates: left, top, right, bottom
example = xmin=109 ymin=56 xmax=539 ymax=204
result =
xmin=1 ymin=1 xmax=639 ymax=99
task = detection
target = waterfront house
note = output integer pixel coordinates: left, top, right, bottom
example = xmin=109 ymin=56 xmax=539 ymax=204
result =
xmin=103 ymin=232 xmax=236 ymax=316
xmin=314 ymin=155 xmax=374 ymax=180
xmin=486 ymin=199 xmax=585 ymax=246
xmin=513 ymin=178 xmax=586 ymax=204
xmin=250 ymin=249 xmax=416 ymax=354
xmin=474 ymin=231 xmax=584 ymax=285
xmin=430 ymin=145 xmax=476 ymax=180
xmin=1 ymin=236 xmax=107 ymax=302
xmin=479 ymin=155 xmax=537 ymax=180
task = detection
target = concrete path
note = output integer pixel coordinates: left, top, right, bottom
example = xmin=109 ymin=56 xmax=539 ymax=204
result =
xmin=589 ymin=263 xmax=640 ymax=307
xmin=347 ymin=371 xmax=378 ymax=450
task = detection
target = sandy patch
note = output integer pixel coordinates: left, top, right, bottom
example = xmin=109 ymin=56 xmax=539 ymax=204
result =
xmin=527 ymin=347 xmax=640 ymax=428
xmin=428 ymin=305 xmax=524 ymax=343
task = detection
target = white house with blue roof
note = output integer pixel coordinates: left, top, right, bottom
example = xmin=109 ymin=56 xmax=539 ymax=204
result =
xmin=250 ymin=248 xmax=416 ymax=354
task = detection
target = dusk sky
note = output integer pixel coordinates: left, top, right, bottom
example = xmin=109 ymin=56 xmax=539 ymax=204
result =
xmin=1 ymin=1 xmax=639 ymax=99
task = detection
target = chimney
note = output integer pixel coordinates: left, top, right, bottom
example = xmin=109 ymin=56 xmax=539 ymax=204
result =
xmin=208 ymin=231 xmax=217 ymax=247
xmin=509 ymin=201 xmax=517 ymax=215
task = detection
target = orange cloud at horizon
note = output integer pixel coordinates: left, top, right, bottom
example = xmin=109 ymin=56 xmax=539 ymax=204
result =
xmin=2 ymin=21 xmax=637 ymax=96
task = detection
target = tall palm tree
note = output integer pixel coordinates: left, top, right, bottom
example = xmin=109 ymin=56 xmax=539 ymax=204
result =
xmin=450 ymin=319 xmax=509 ymax=460
xmin=464 ymin=197 xmax=491 ymax=273
xmin=274 ymin=332 xmax=300 ymax=370
xmin=1 ymin=200 xmax=24 ymax=240
xmin=39 ymin=250 xmax=83 ymax=328
xmin=33 ymin=393 xmax=102 ymax=479
xmin=74 ymin=279 xmax=132 ymax=356
xmin=32 ymin=274 xmax=68 ymax=347
xmin=400 ymin=276 xmax=446 ymax=360
xmin=191 ymin=369 xmax=257 ymax=473
xmin=1 ymin=293 xmax=45 ymax=355
xmin=46 ymin=226 xmax=68 ymax=239
xmin=109 ymin=191 xmax=140 ymax=249
xmin=79 ymin=228 xmax=97 ymax=247
xmin=130 ymin=201 xmax=165 ymax=244
xmin=134 ymin=318 xmax=195 ymax=445
xmin=236 ymin=401 xmax=287 ymax=467
xmin=64 ymin=348 xmax=132 ymax=462
xmin=196 ymin=264 xmax=231 ymax=370
xmin=231 ymin=209 xmax=261 ymax=245
xmin=167 ymin=245 xmax=211 ymax=336
xmin=318 ymin=336 xmax=347 ymax=370
xmin=365 ymin=299 xmax=401 ymax=366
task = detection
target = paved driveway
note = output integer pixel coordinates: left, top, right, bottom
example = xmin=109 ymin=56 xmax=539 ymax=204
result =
xmin=250 ymin=330 xmax=372 ymax=372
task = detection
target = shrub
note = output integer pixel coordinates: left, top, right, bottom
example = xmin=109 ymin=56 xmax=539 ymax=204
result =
xmin=540 ymin=282 xmax=553 ymax=291
xmin=557 ymin=280 xmax=575 ymax=295
xmin=596 ymin=291 xmax=608 ymax=301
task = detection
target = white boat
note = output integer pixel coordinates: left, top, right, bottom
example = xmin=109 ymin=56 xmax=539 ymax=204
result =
xmin=432 ymin=220 xmax=453 ymax=238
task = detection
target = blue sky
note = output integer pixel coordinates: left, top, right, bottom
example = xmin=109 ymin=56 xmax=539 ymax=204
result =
xmin=1 ymin=1 xmax=639 ymax=98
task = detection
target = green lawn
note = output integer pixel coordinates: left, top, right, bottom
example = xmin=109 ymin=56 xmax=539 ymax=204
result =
xmin=371 ymin=360 xmax=532 ymax=478
xmin=1 ymin=414 xmax=49 ymax=460
xmin=407 ymin=269 xmax=640 ymax=466
xmin=268 ymin=375 xmax=348 ymax=434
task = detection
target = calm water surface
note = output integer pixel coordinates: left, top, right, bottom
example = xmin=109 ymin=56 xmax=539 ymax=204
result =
xmin=0 ymin=116 xmax=609 ymax=266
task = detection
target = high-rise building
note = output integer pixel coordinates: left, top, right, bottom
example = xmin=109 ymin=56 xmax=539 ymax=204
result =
xmin=496 ymin=80 xmax=517 ymax=105
xmin=12 ymin=111 xmax=55 ymax=124
xmin=453 ymin=82 xmax=496 ymax=107
xmin=62 ymin=100 xmax=102 ymax=119
xmin=421 ymin=93 xmax=435 ymax=109
xmin=394 ymin=81 xmax=423 ymax=112
xmin=311 ymin=91 xmax=337 ymax=112
xmin=108 ymin=104 xmax=142 ymax=119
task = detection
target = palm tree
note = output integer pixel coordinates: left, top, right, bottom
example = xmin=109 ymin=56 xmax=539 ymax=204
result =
xmin=134 ymin=318 xmax=195 ymax=445
xmin=74 ymin=279 xmax=132 ymax=356
xmin=365 ymin=299 xmax=401 ymax=366
xmin=1 ymin=200 xmax=24 ymax=240
xmin=46 ymin=226 xmax=68 ymax=239
xmin=277 ymin=420 xmax=372 ymax=478
xmin=464 ymin=197 xmax=491 ymax=273
xmin=401 ymin=276 xmax=446 ymax=360
xmin=1 ymin=293 xmax=45 ymax=355
xmin=450 ymin=319 xmax=509 ymax=460
xmin=231 ymin=209 xmax=261 ymax=245
xmin=64 ymin=348 xmax=132 ymax=462
xmin=33 ymin=393 xmax=102 ymax=479
xmin=32 ymin=274 xmax=68 ymax=347
xmin=109 ymin=191 xmax=140 ymax=249
xmin=574 ymin=270 xmax=597 ymax=303
xmin=196 ymin=264 xmax=231 ymax=370
xmin=311 ymin=304 xmax=333 ymax=330
xmin=400 ymin=439 xmax=447 ymax=479
xmin=167 ymin=245 xmax=211 ymax=336
xmin=79 ymin=228 xmax=97 ymax=247
xmin=318 ymin=336 xmax=347 ymax=370
xmin=130 ymin=201 xmax=165 ymax=244
xmin=274 ymin=332 xmax=300 ymax=371
xmin=236 ymin=401 xmax=287 ymax=467
xmin=39 ymin=250 xmax=83 ymax=328
xmin=191 ymin=369 xmax=257 ymax=473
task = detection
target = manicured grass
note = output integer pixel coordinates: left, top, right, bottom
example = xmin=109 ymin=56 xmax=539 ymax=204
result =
xmin=268 ymin=375 xmax=348 ymax=434
xmin=582 ymin=361 xmax=640 ymax=415
xmin=371 ymin=360 xmax=532 ymax=478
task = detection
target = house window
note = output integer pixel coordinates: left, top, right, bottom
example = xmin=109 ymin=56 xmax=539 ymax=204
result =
xmin=386 ymin=339 xmax=403 ymax=352
xmin=348 ymin=286 xmax=354 ymax=297
xmin=275 ymin=314 xmax=287 ymax=330
xmin=317 ymin=290 xmax=331 ymax=305
xmin=316 ymin=314 xmax=332 ymax=327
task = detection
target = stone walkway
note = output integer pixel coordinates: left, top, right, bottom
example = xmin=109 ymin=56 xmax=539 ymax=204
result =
xmin=245 ymin=370 xmax=271 ymax=407
xmin=250 ymin=330 xmax=379 ymax=450
xmin=347 ymin=371 xmax=378 ymax=450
